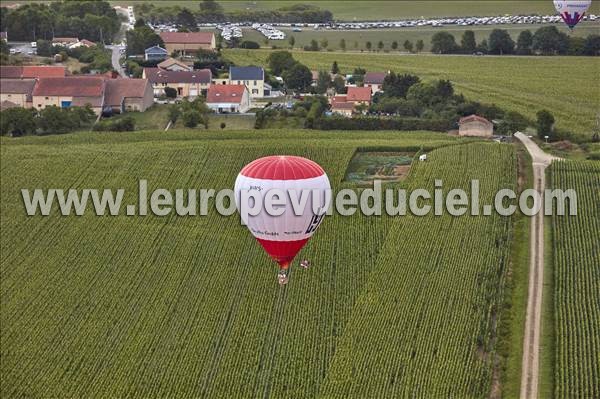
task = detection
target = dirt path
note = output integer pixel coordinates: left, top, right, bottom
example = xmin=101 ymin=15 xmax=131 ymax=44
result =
xmin=514 ymin=132 xmax=559 ymax=399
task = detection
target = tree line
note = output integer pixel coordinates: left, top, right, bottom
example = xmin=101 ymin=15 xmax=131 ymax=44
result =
xmin=0 ymin=0 xmax=121 ymax=43
xmin=135 ymin=1 xmax=332 ymax=28
xmin=431 ymin=26 xmax=600 ymax=56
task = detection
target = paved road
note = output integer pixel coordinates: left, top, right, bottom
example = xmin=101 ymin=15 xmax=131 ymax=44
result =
xmin=514 ymin=132 xmax=559 ymax=399
xmin=108 ymin=45 xmax=127 ymax=78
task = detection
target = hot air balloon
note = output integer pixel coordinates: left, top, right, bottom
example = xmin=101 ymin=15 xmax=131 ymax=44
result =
xmin=554 ymin=0 xmax=592 ymax=30
xmin=234 ymin=156 xmax=331 ymax=285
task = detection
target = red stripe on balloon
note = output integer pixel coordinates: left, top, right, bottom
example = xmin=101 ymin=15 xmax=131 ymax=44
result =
xmin=240 ymin=156 xmax=325 ymax=180
xmin=256 ymin=237 xmax=309 ymax=269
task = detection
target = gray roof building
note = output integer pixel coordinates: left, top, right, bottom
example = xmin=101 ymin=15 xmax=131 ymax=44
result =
xmin=229 ymin=66 xmax=264 ymax=81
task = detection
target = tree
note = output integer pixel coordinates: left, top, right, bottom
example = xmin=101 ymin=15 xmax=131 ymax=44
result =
xmin=220 ymin=122 xmax=226 ymax=129
xmin=164 ymin=87 xmax=178 ymax=99
xmin=477 ymin=39 xmax=488 ymax=54
xmin=0 ymin=108 xmax=37 ymax=136
xmin=536 ymin=110 xmax=555 ymax=138
xmin=366 ymin=41 xmax=372 ymax=51
xmin=168 ymin=105 xmax=180 ymax=123
xmin=35 ymin=39 xmax=53 ymax=57
xmin=434 ymin=79 xmax=454 ymax=99
xmin=516 ymin=30 xmax=533 ymax=55
xmin=126 ymin=25 xmax=164 ymax=56
xmin=134 ymin=18 xmax=146 ymax=28
xmin=240 ymin=40 xmax=260 ymax=49
xmin=182 ymin=109 xmax=202 ymax=128
xmin=332 ymin=75 xmax=346 ymax=94
xmin=415 ymin=39 xmax=424 ymax=53
xmin=403 ymin=40 xmax=414 ymax=52
xmin=198 ymin=0 xmax=224 ymax=22
xmin=461 ymin=30 xmax=476 ymax=53
xmin=308 ymin=39 xmax=319 ymax=51
xmin=283 ymin=62 xmax=312 ymax=92
xmin=431 ymin=32 xmax=458 ymax=54
xmin=568 ymin=36 xmax=586 ymax=56
xmin=339 ymin=38 xmax=346 ymax=51
xmin=288 ymin=35 xmax=295 ymax=48
xmin=315 ymin=70 xmax=330 ymax=94
xmin=267 ymin=51 xmax=296 ymax=75
xmin=377 ymin=40 xmax=384 ymax=51
xmin=320 ymin=38 xmax=328 ymax=49
xmin=382 ymin=72 xmax=421 ymax=98
xmin=532 ymin=26 xmax=569 ymax=55
xmin=583 ymin=34 xmax=600 ymax=56
xmin=406 ymin=83 xmax=439 ymax=107
xmin=391 ymin=41 xmax=398 ymax=50
xmin=0 ymin=39 xmax=8 ymax=56
xmin=488 ymin=29 xmax=515 ymax=55
xmin=331 ymin=61 xmax=339 ymax=75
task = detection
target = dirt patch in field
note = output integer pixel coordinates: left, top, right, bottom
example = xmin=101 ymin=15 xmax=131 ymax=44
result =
xmin=344 ymin=151 xmax=414 ymax=185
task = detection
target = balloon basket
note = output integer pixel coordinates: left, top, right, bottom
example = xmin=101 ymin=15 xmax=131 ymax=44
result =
xmin=277 ymin=269 xmax=289 ymax=286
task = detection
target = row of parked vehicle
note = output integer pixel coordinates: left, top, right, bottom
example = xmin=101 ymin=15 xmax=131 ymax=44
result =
xmin=251 ymin=23 xmax=286 ymax=40
xmin=216 ymin=25 xmax=243 ymax=41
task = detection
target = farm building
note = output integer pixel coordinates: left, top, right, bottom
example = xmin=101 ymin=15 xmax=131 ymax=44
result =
xmin=331 ymin=101 xmax=354 ymax=117
xmin=104 ymin=79 xmax=154 ymax=113
xmin=459 ymin=114 xmax=494 ymax=137
xmin=364 ymin=72 xmax=388 ymax=93
xmin=0 ymin=79 xmax=35 ymax=108
xmin=206 ymin=84 xmax=250 ymax=114
xmin=0 ymin=66 xmax=67 ymax=79
xmin=346 ymin=86 xmax=372 ymax=105
xmin=144 ymin=46 xmax=168 ymax=61
xmin=159 ymin=32 xmax=216 ymax=55
xmin=143 ymin=68 xmax=212 ymax=97
xmin=32 ymin=77 xmax=106 ymax=115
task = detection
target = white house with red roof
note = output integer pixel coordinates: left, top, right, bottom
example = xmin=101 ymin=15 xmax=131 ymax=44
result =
xmin=206 ymin=84 xmax=250 ymax=113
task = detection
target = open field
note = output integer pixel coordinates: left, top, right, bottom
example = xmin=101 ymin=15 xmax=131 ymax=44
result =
xmin=1 ymin=129 xmax=519 ymax=397
xmin=224 ymin=50 xmax=600 ymax=139
xmin=549 ymin=160 xmax=600 ymax=398
xmin=238 ymin=22 xmax=600 ymax=52
xmin=105 ymin=1 xmax=600 ymax=20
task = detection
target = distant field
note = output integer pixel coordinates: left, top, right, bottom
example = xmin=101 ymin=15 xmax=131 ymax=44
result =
xmin=237 ymin=22 xmax=599 ymax=52
xmin=224 ymin=49 xmax=600 ymax=138
xmin=106 ymin=1 xmax=600 ymax=20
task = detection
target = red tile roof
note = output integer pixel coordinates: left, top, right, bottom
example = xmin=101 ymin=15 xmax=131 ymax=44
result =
xmin=347 ymin=86 xmax=372 ymax=102
xmin=33 ymin=77 xmax=105 ymax=97
xmin=206 ymin=84 xmax=246 ymax=104
xmin=364 ymin=72 xmax=387 ymax=85
xmin=159 ymin=32 xmax=214 ymax=44
xmin=79 ymin=39 xmax=96 ymax=47
xmin=0 ymin=66 xmax=23 ymax=79
xmin=22 ymin=66 xmax=67 ymax=78
xmin=104 ymin=79 xmax=150 ymax=107
xmin=331 ymin=95 xmax=347 ymax=104
xmin=0 ymin=79 xmax=36 ymax=95
xmin=143 ymin=68 xmax=212 ymax=84
xmin=459 ymin=114 xmax=492 ymax=126
xmin=331 ymin=102 xmax=354 ymax=110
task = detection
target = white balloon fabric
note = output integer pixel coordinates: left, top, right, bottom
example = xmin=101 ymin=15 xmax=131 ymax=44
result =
xmin=234 ymin=156 xmax=331 ymax=269
xmin=553 ymin=0 xmax=592 ymax=29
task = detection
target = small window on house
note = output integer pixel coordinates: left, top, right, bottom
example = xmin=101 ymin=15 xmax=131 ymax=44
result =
xmin=45 ymin=97 xmax=49 ymax=100
xmin=253 ymin=80 xmax=257 ymax=85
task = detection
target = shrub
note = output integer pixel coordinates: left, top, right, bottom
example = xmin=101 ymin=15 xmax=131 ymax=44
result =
xmin=240 ymin=40 xmax=260 ymax=49
xmin=164 ymin=87 xmax=178 ymax=98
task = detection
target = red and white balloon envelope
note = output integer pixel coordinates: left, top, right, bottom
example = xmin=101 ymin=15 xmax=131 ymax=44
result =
xmin=235 ymin=156 xmax=331 ymax=285
xmin=553 ymin=0 xmax=592 ymax=30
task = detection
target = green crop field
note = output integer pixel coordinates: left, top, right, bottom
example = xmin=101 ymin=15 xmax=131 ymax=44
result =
xmin=549 ymin=160 xmax=600 ymax=398
xmin=236 ymin=22 xmax=599 ymax=52
xmin=105 ymin=1 xmax=600 ymax=20
xmin=1 ymin=129 xmax=519 ymax=397
xmin=224 ymin=50 xmax=600 ymax=138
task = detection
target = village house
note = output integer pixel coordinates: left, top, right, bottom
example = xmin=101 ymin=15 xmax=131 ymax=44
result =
xmin=32 ymin=77 xmax=106 ymax=115
xmin=346 ymin=86 xmax=372 ymax=105
xmin=363 ymin=72 xmax=388 ymax=93
xmin=159 ymin=32 xmax=216 ymax=56
xmin=144 ymin=45 xmax=168 ymax=61
xmin=458 ymin=114 xmax=494 ymax=137
xmin=69 ymin=39 xmax=96 ymax=49
xmin=0 ymin=79 xmax=36 ymax=108
xmin=52 ymin=37 xmax=79 ymax=47
xmin=229 ymin=66 xmax=270 ymax=98
xmin=103 ymin=79 xmax=154 ymax=114
xmin=143 ymin=68 xmax=212 ymax=97
xmin=157 ymin=58 xmax=192 ymax=72
xmin=330 ymin=101 xmax=354 ymax=117
xmin=206 ymin=84 xmax=250 ymax=114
